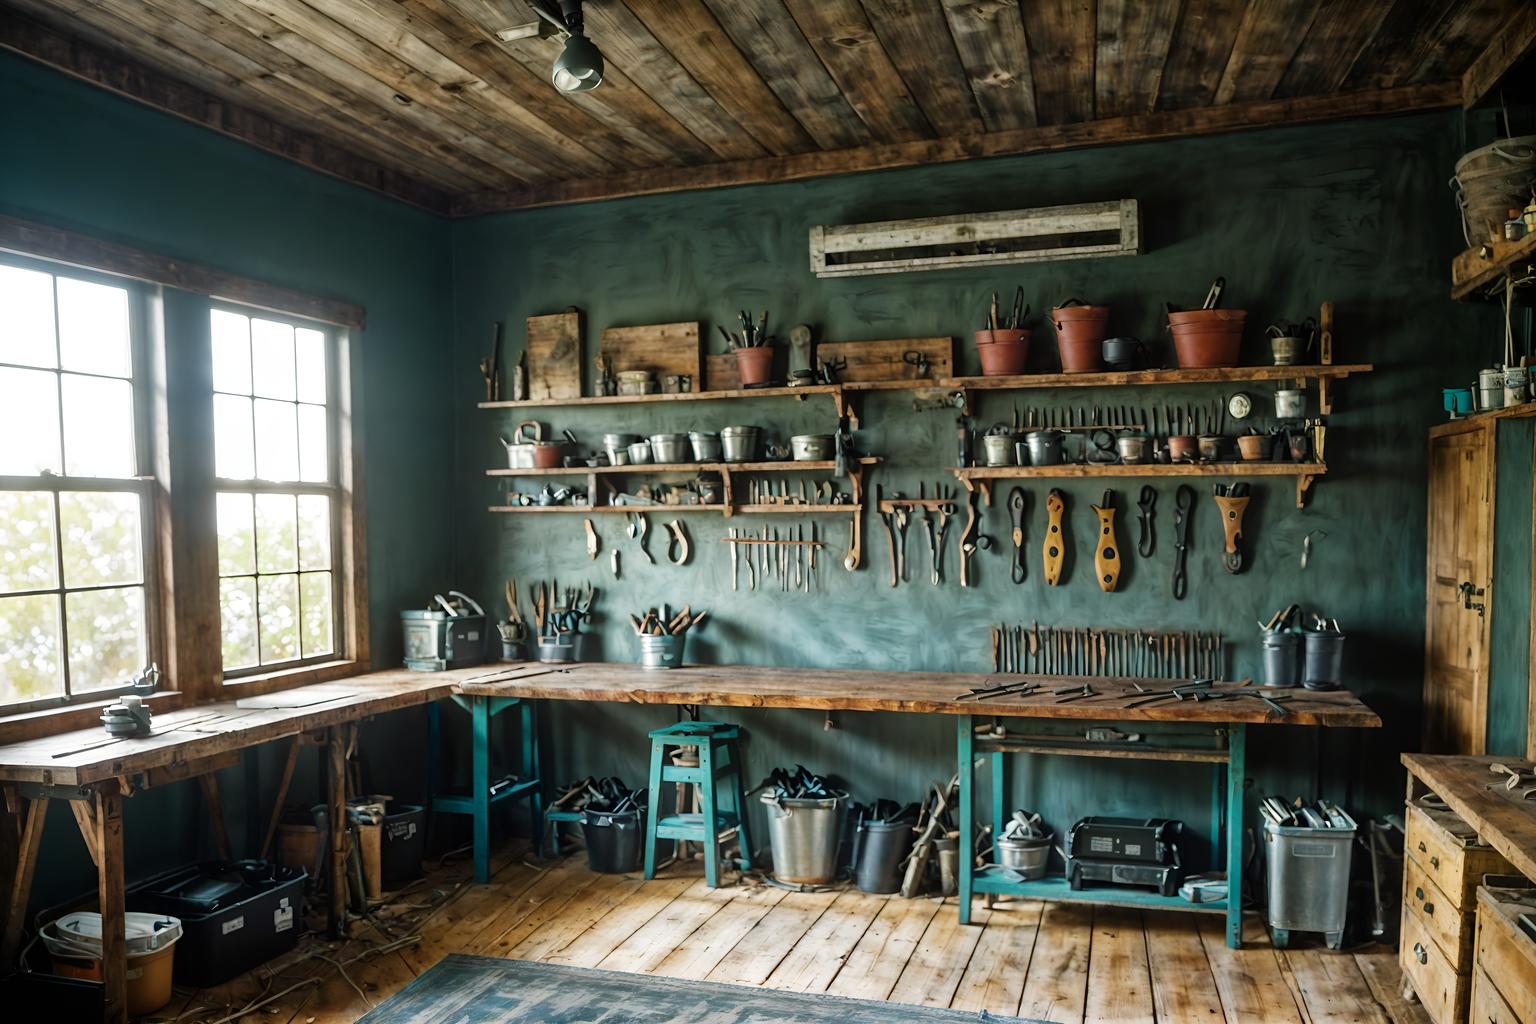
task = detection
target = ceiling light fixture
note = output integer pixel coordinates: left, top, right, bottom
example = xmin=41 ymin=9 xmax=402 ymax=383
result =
xmin=533 ymin=0 xmax=603 ymax=93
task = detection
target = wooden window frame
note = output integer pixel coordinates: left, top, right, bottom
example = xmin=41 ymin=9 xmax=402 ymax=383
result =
xmin=0 ymin=220 xmax=368 ymax=739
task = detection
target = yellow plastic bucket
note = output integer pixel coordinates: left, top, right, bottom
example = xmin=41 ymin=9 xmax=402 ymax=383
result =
xmin=42 ymin=911 xmax=182 ymax=1016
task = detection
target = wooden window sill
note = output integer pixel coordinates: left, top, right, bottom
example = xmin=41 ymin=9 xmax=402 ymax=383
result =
xmin=218 ymin=659 xmax=364 ymax=699
xmin=0 ymin=690 xmax=185 ymax=745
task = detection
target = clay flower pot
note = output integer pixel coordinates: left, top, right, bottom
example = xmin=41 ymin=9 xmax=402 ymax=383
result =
xmin=1167 ymin=309 xmax=1246 ymax=368
xmin=1051 ymin=304 xmax=1110 ymax=373
xmin=733 ymin=346 xmax=775 ymax=387
xmin=975 ymin=329 xmax=1031 ymax=376
xmin=1237 ymin=434 xmax=1271 ymax=461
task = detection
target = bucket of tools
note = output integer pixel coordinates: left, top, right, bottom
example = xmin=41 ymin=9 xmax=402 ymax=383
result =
xmin=1260 ymin=631 xmax=1301 ymax=687
xmin=760 ymin=766 xmax=847 ymax=886
xmin=1051 ymin=300 xmax=1109 ymax=373
xmin=975 ymin=328 xmax=1030 ymax=376
xmin=850 ymin=801 xmax=918 ymax=894
xmin=638 ymin=632 xmax=685 ymax=670
xmin=582 ymin=807 xmax=644 ymax=873
xmin=1302 ymin=627 xmax=1345 ymax=691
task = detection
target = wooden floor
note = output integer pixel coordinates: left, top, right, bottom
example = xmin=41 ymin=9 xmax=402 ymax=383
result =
xmin=146 ymin=844 xmax=1429 ymax=1024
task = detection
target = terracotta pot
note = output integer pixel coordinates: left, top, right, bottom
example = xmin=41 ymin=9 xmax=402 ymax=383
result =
xmin=1168 ymin=309 xmax=1245 ymax=369
xmin=1167 ymin=435 xmax=1198 ymax=462
xmin=733 ymin=346 xmax=775 ymax=387
xmin=975 ymin=329 xmax=1031 ymax=376
xmin=1237 ymin=434 xmax=1271 ymax=461
xmin=1051 ymin=305 xmax=1109 ymax=373
xmin=1166 ymin=308 xmax=1246 ymax=327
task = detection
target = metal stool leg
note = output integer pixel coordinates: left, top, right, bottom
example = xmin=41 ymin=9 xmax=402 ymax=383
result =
xmin=643 ymin=737 xmax=665 ymax=880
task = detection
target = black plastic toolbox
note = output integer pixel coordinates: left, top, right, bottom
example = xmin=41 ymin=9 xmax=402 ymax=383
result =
xmin=1065 ymin=817 xmax=1183 ymax=864
xmin=126 ymin=860 xmax=305 ymax=987
xmin=381 ymin=804 xmax=425 ymax=888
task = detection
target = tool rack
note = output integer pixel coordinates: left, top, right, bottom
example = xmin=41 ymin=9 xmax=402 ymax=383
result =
xmin=486 ymin=458 xmax=879 ymax=569
xmin=952 ymin=461 xmax=1329 ymax=509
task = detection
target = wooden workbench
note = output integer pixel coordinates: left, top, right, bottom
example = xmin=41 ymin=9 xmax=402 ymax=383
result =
xmin=0 ymin=670 xmax=452 ymax=1024
xmin=1401 ymin=753 xmax=1536 ymax=882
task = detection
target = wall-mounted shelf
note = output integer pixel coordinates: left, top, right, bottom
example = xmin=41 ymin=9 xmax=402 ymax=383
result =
xmin=952 ymin=462 xmax=1328 ymax=508
xmin=947 ymin=364 xmax=1372 ymax=390
xmin=486 ymin=504 xmax=865 ymax=515
xmin=479 ymin=384 xmax=842 ymax=410
xmin=486 ymin=458 xmax=879 ymax=477
xmin=1451 ymin=232 xmax=1536 ymax=300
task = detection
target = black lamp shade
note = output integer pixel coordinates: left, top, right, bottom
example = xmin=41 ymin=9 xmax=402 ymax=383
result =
xmin=552 ymin=33 xmax=603 ymax=92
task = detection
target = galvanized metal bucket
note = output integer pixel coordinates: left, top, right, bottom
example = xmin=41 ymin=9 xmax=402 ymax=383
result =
xmin=1302 ymin=632 xmax=1345 ymax=691
xmin=995 ymin=835 xmax=1052 ymax=879
xmin=852 ymin=820 xmax=912 ymax=894
xmin=638 ymin=633 xmax=685 ymax=670
xmin=761 ymin=791 xmax=845 ymax=885
xmin=1263 ymin=812 xmax=1356 ymax=946
xmin=1260 ymin=632 xmax=1301 ymax=687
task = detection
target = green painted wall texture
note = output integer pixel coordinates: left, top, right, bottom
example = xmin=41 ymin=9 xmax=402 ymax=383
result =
xmin=450 ymin=111 xmax=1500 ymax=861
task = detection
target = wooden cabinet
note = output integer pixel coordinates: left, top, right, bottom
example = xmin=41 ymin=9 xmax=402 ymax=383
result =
xmin=1474 ymin=886 xmax=1536 ymax=1024
xmin=1424 ymin=421 xmax=1492 ymax=754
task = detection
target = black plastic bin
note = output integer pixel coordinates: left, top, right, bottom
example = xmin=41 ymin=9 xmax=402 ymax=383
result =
xmin=581 ymin=808 xmax=643 ymax=873
xmin=381 ymin=804 xmax=426 ymax=888
xmin=126 ymin=860 xmax=305 ymax=987
xmin=852 ymin=820 xmax=913 ymax=894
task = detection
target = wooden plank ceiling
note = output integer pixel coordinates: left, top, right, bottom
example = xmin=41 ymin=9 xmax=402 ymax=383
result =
xmin=0 ymin=0 xmax=1522 ymax=216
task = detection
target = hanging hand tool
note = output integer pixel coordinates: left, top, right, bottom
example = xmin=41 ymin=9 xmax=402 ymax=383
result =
xmin=635 ymin=512 xmax=654 ymax=564
xmin=729 ymin=528 xmax=739 ymax=590
xmin=877 ymin=485 xmax=898 ymax=587
xmin=1211 ymin=482 xmax=1251 ymax=574
xmin=934 ymin=487 xmax=956 ymax=584
xmin=1042 ymin=489 xmax=1067 ymax=586
xmin=1090 ymin=490 xmax=1121 ymax=592
xmin=1008 ymin=486 xmax=1027 ymax=584
xmin=893 ymin=498 xmax=911 ymax=583
xmin=960 ymin=487 xmax=979 ymax=587
xmin=665 ymin=519 xmax=691 ymax=565
xmin=919 ymin=484 xmax=938 ymax=585
xmin=1136 ymin=486 xmax=1156 ymax=558
xmin=584 ymin=518 xmax=599 ymax=560
xmin=1171 ymin=485 xmax=1194 ymax=600
xmin=610 ymin=550 xmax=621 ymax=579
xmin=809 ymin=522 xmax=817 ymax=590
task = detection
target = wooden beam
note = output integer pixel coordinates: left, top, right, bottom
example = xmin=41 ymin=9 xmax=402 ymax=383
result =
xmin=198 ymin=772 xmax=233 ymax=860
xmin=0 ymin=215 xmax=366 ymax=327
xmin=260 ymin=737 xmax=303 ymax=861
xmin=94 ymin=782 xmax=127 ymax=1024
xmin=1 ymin=797 xmax=46 ymax=970
xmin=1462 ymin=1 xmax=1536 ymax=108
xmin=453 ymin=80 xmax=1461 ymax=214
xmin=0 ymin=7 xmax=451 ymax=214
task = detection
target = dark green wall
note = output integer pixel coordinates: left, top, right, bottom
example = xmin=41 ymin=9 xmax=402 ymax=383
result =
xmin=0 ymin=51 xmax=451 ymax=914
xmin=451 ymin=111 xmax=1500 ymax=860
xmin=1489 ymin=417 xmax=1533 ymax=756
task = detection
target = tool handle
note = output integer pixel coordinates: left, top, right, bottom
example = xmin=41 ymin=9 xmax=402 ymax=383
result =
xmin=1092 ymin=503 xmax=1120 ymax=593
xmin=1212 ymin=495 xmax=1250 ymax=555
xmin=1042 ymin=490 xmax=1066 ymax=586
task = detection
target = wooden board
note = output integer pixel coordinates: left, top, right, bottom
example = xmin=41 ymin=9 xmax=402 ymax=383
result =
xmin=817 ymin=338 xmax=953 ymax=383
xmin=705 ymin=352 xmax=740 ymax=392
xmin=526 ymin=310 xmax=583 ymax=401
xmin=356 ymin=955 xmax=1034 ymax=1022
xmin=598 ymin=321 xmax=702 ymax=387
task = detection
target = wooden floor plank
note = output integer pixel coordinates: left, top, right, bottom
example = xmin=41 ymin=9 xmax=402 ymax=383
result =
xmin=949 ymin=899 xmax=1044 ymax=1015
xmin=1084 ymin=907 xmax=1154 ymax=1024
xmin=1354 ymin=946 xmax=1432 ymax=1024
xmin=1145 ymin=909 xmax=1224 ymax=1022
xmin=649 ymin=882 xmax=790 ymax=980
xmin=594 ymin=878 xmax=743 ymax=973
xmin=552 ymin=876 xmax=695 ymax=968
xmin=707 ymin=888 xmax=841 ymax=986
xmin=1197 ymin=915 xmax=1306 ymax=1024
xmin=764 ymin=888 xmax=888 ymax=993
xmin=1282 ymin=948 xmax=1391 ymax=1024
xmin=826 ymin=895 xmax=943 ymax=1001
xmin=397 ymin=859 xmax=550 ymax=972
xmin=1018 ymin=902 xmax=1094 ymax=1024
xmin=887 ymin=901 xmax=989 ymax=1008
xmin=498 ymin=871 xmax=647 ymax=962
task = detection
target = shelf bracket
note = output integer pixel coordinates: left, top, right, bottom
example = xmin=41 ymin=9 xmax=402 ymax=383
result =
xmin=1318 ymin=301 xmax=1334 ymax=416
xmin=1295 ymin=472 xmax=1318 ymax=509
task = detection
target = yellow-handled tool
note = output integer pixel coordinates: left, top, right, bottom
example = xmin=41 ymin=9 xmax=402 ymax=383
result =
xmin=1042 ymin=489 xmax=1067 ymax=586
xmin=1090 ymin=489 xmax=1120 ymax=592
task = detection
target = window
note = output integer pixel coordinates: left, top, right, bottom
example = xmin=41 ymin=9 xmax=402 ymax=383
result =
xmin=211 ymin=307 xmax=340 ymax=677
xmin=0 ymin=259 xmax=153 ymax=711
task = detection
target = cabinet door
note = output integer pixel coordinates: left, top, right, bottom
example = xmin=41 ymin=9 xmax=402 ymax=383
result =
xmin=1423 ymin=424 xmax=1492 ymax=753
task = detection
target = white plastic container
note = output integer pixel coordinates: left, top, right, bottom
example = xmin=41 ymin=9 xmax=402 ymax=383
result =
xmin=43 ymin=911 xmax=183 ymax=1015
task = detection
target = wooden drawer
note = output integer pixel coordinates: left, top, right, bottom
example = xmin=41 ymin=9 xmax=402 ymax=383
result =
xmin=1404 ymin=851 xmax=1476 ymax=965
xmin=1405 ymin=801 xmax=1513 ymax=910
xmin=1475 ymin=887 xmax=1536 ymax=1024
xmin=1401 ymin=904 xmax=1470 ymax=1024
xmin=1471 ymin=966 xmax=1523 ymax=1024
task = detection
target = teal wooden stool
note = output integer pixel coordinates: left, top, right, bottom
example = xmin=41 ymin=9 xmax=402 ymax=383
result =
xmin=643 ymin=722 xmax=753 ymax=887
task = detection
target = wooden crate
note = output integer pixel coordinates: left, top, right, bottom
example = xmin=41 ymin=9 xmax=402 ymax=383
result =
xmin=526 ymin=309 xmax=583 ymax=400
xmin=598 ymin=321 xmax=702 ymax=387
xmin=816 ymin=337 xmax=952 ymax=383
xmin=1474 ymin=886 xmax=1536 ymax=1023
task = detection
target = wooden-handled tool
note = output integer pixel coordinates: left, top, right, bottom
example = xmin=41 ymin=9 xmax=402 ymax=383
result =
xmin=1211 ymin=484 xmax=1251 ymax=574
xmin=1042 ymin=489 xmax=1066 ymax=586
xmin=1090 ymin=489 xmax=1120 ymax=592
xmin=584 ymin=518 xmax=599 ymax=560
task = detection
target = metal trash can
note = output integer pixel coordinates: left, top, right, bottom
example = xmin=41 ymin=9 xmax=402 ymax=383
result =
xmin=852 ymin=819 xmax=913 ymax=894
xmin=761 ymin=791 xmax=845 ymax=885
xmin=1263 ymin=809 xmax=1357 ymax=949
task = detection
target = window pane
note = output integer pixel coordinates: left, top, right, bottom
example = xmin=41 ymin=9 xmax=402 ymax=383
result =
xmin=254 ymin=399 xmax=299 ymax=481
xmin=258 ymin=573 xmax=300 ymax=664
xmin=0 ymin=594 xmax=63 ymax=703
xmin=0 ymin=266 xmax=57 ymax=369
xmin=62 ymin=375 xmax=136 ymax=477
xmin=56 ymin=278 xmax=130 ymax=377
xmin=220 ymin=576 xmax=258 ymax=670
xmin=251 ymin=318 xmax=295 ymax=400
xmin=0 ymin=492 xmax=58 ymax=594
xmin=295 ymin=328 xmax=326 ymax=404
xmin=66 ymin=586 xmax=145 ymax=692
xmin=297 ymin=403 xmax=328 ymax=483
xmin=59 ymin=491 xmax=143 ymax=588
xmin=211 ymin=309 xmax=252 ymax=395
xmin=297 ymin=495 xmax=331 ymax=570
xmin=255 ymin=493 xmax=298 ymax=573
xmin=214 ymin=393 xmax=255 ymax=479
xmin=0 ymin=367 xmax=61 ymax=474
xmin=216 ymin=492 xmax=256 ymax=576
xmin=300 ymin=571 xmax=333 ymax=658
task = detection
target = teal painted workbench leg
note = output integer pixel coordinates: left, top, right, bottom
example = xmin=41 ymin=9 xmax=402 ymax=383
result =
xmin=1209 ymin=763 xmax=1223 ymax=875
xmin=991 ymin=750 xmax=1005 ymax=848
xmin=957 ymin=715 xmax=975 ymax=925
xmin=472 ymin=697 xmax=492 ymax=884
xmin=521 ymin=701 xmax=544 ymax=858
xmin=1225 ymin=723 xmax=1246 ymax=949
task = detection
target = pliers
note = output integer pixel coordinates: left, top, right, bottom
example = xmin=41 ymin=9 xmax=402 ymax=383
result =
xmin=893 ymin=498 xmax=911 ymax=583
xmin=934 ymin=487 xmax=956 ymax=584
xmin=919 ymin=483 xmax=938 ymax=585
xmin=1137 ymin=485 xmax=1156 ymax=558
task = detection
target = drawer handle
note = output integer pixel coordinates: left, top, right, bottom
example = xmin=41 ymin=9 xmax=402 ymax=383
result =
xmin=1418 ymin=841 xmax=1427 ymax=853
xmin=1413 ymin=942 xmax=1427 ymax=965
xmin=1423 ymin=902 xmax=1434 ymax=915
xmin=1430 ymin=856 xmax=1439 ymax=869
xmin=1415 ymin=887 xmax=1424 ymax=901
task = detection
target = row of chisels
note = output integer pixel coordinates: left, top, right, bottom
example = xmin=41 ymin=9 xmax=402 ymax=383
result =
xmin=724 ymin=525 xmax=821 ymax=592
xmin=990 ymin=624 xmax=1224 ymax=679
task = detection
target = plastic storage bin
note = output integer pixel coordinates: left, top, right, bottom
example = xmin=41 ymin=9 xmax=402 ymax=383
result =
xmin=1262 ymin=810 xmax=1357 ymax=949
xmin=127 ymin=860 xmax=304 ymax=987
xmin=41 ymin=911 xmax=182 ymax=1016
xmin=581 ymin=808 xmax=644 ymax=873
xmin=381 ymin=804 xmax=426 ymax=888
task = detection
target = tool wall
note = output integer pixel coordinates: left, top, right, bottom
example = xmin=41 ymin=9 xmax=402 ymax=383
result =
xmin=449 ymin=112 xmax=1498 ymax=841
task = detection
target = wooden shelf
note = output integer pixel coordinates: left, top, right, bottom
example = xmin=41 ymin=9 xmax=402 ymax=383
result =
xmin=487 ymin=503 xmax=863 ymax=515
xmin=952 ymin=461 xmax=1328 ymax=508
xmin=945 ymin=364 xmax=1372 ymax=391
xmin=1452 ymin=232 xmax=1536 ymax=300
xmin=486 ymin=458 xmax=880 ymax=477
xmin=479 ymin=383 xmax=841 ymax=409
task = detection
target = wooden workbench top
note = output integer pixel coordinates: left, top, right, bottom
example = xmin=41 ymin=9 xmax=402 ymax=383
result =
xmin=1402 ymin=753 xmax=1536 ymax=883
xmin=455 ymin=661 xmax=1381 ymax=728
xmin=0 ymin=671 xmax=455 ymax=787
